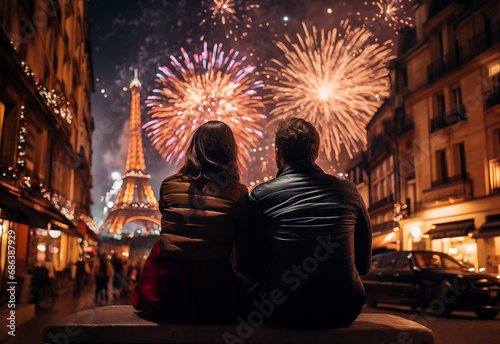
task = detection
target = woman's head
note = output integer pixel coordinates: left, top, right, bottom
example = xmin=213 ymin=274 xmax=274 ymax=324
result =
xmin=179 ymin=121 xmax=240 ymax=181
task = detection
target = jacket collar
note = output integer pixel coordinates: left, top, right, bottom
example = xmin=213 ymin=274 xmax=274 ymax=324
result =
xmin=276 ymin=159 xmax=324 ymax=178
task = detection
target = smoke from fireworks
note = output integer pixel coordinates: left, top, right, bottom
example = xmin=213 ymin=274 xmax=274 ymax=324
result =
xmin=267 ymin=20 xmax=394 ymax=160
xmin=144 ymin=42 xmax=266 ymax=166
xmin=199 ymin=0 xmax=260 ymax=41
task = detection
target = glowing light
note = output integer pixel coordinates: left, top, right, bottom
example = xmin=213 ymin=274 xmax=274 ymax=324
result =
xmin=448 ymin=247 xmax=458 ymax=255
xmin=144 ymin=43 xmax=266 ymax=166
xmin=327 ymin=8 xmax=333 ymax=14
xmin=49 ymin=229 xmax=62 ymax=239
xmin=283 ymin=16 xmax=289 ymax=22
xmin=410 ymin=226 xmax=422 ymax=238
xmin=479 ymin=267 xmax=486 ymax=272
xmin=385 ymin=232 xmax=396 ymax=241
xmin=37 ymin=244 xmax=46 ymax=252
xmin=107 ymin=201 xmax=114 ymax=208
xmin=267 ymin=20 xmax=393 ymax=160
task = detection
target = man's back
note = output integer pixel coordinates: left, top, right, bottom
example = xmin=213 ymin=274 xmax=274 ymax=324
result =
xmin=247 ymin=160 xmax=372 ymax=327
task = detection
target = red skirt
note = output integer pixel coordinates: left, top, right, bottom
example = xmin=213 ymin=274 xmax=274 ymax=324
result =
xmin=131 ymin=240 xmax=245 ymax=323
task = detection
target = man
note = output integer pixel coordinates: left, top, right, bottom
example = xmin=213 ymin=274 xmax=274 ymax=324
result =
xmin=242 ymin=117 xmax=372 ymax=328
xmin=94 ymin=253 xmax=113 ymax=305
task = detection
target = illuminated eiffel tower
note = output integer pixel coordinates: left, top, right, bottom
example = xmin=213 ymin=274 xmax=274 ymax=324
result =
xmin=99 ymin=70 xmax=161 ymax=237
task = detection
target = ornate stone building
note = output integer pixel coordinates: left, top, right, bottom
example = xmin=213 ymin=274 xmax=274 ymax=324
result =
xmin=365 ymin=0 xmax=500 ymax=272
xmin=0 ymin=0 xmax=96 ymax=303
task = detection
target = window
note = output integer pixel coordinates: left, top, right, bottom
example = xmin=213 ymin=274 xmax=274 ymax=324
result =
xmin=488 ymin=62 xmax=500 ymax=88
xmin=0 ymin=101 xmax=18 ymax=163
xmin=454 ymin=143 xmax=466 ymax=178
xmin=436 ymin=149 xmax=448 ymax=182
xmin=436 ymin=92 xmax=446 ymax=116
xmin=395 ymin=253 xmax=411 ymax=270
xmin=452 ymin=86 xmax=462 ymax=107
xmin=438 ymin=30 xmax=445 ymax=58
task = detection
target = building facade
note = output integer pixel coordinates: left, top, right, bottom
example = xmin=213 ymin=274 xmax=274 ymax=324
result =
xmin=0 ymin=0 xmax=96 ymax=303
xmin=365 ymin=0 xmax=500 ymax=273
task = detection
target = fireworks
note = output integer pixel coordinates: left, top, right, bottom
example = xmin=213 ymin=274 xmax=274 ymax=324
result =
xmin=267 ymin=20 xmax=394 ymax=160
xmin=144 ymin=42 xmax=266 ymax=166
xmin=199 ymin=0 xmax=260 ymax=41
xmin=366 ymin=0 xmax=413 ymax=31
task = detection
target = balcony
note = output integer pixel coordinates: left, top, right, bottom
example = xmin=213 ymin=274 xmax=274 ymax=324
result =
xmin=430 ymin=105 xmax=467 ymax=133
xmin=489 ymin=158 xmax=500 ymax=194
xmin=427 ymin=21 xmax=500 ymax=84
xmin=422 ymin=174 xmax=472 ymax=207
xmin=368 ymin=133 xmax=390 ymax=161
xmin=468 ymin=21 xmax=500 ymax=59
xmin=484 ymin=86 xmax=500 ymax=110
xmin=369 ymin=194 xmax=394 ymax=212
xmin=372 ymin=220 xmax=398 ymax=235
xmin=393 ymin=107 xmax=414 ymax=135
xmin=427 ymin=49 xmax=464 ymax=83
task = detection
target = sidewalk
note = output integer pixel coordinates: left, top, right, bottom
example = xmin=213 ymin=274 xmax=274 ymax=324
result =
xmin=0 ymin=280 xmax=131 ymax=344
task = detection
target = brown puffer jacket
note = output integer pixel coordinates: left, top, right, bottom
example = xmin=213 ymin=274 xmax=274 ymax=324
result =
xmin=158 ymin=173 xmax=248 ymax=262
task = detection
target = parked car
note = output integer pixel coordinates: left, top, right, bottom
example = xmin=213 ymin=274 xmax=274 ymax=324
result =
xmin=362 ymin=250 xmax=500 ymax=319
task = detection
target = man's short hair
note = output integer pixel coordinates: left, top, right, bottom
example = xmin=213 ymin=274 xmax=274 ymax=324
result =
xmin=275 ymin=118 xmax=320 ymax=163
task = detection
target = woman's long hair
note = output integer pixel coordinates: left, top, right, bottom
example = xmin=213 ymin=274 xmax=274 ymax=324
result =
xmin=179 ymin=121 xmax=240 ymax=182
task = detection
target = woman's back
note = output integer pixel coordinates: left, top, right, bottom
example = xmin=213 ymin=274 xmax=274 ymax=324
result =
xmin=131 ymin=121 xmax=248 ymax=323
xmin=158 ymin=174 xmax=248 ymax=261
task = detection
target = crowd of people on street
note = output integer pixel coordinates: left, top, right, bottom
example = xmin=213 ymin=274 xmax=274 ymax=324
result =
xmin=67 ymin=253 xmax=144 ymax=305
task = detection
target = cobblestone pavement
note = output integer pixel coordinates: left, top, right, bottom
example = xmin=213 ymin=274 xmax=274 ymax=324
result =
xmin=2 ymin=280 xmax=131 ymax=344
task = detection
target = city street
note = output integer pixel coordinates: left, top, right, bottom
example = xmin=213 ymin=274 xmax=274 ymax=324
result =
xmin=363 ymin=304 xmax=500 ymax=344
xmin=2 ymin=282 xmax=130 ymax=344
xmin=6 ymin=287 xmax=499 ymax=344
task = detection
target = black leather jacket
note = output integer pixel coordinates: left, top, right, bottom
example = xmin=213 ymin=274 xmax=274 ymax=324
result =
xmin=243 ymin=160 xmax=372 ymax=324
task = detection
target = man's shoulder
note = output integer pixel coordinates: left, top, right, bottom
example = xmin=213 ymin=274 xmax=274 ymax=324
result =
xmin=250 ymin=171 xmax=359 ymax=201
xmin=249 ymin=176 xmax=284 ymax=201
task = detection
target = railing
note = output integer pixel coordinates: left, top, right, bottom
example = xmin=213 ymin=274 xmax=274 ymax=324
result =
xmin=370 ymin=194 xmax=394 ymax=212
xmin=394 ymin=107 xmax=414 ymax=135
xmin=372 ymin=220 xmax=398 ymax=234
xmin=484 ymin=86 xmax=500 ymax=110
xmin=368 ymin=133 xmax=389 ymax=161
xmin=427 ymin=21 xmax=500 ymax=84
xmin=422 ymin=175 xmax=472 ymax=207
xmin=468 ymin=21 xmax=500 ymax=59
xmin=489 ymin=158 xmax=500 ymax=193
xmin=430 ymin=104 xmax=467 ymax=133
xmin=431 ymin=173 xmax=469 ymax=189
xmin=427 ymin=49 xmax=464 ymax=83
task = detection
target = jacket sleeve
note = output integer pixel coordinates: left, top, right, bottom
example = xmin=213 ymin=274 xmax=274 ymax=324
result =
xmin=354 ymin=192 xmax=372 ymax=276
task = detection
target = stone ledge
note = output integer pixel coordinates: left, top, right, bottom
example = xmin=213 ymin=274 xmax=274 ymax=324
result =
xmin=42 ymin=305 xmax=434 ymax=344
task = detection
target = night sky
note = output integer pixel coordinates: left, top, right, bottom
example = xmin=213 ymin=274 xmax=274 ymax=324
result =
xmin=88 ymin=0 xmax=414 ymax=226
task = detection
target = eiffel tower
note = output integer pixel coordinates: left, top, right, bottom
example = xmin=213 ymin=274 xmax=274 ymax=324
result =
xmin=99 ymin=70 xmax=161 ymax=236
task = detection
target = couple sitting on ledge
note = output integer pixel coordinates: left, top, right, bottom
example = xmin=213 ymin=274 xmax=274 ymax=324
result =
xmin=131 ymin=117 xmax=372 ymax=329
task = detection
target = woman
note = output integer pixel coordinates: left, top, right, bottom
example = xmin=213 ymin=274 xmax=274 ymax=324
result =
xmin=132 ymin=121 xmax=248 ymax=323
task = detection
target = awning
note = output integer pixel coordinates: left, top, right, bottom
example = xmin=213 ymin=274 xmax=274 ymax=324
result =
xmin=0 ymin=185 xmax=80 ymax=236
xmin=472 ymin=215 xmax=500 ymax=239
xmin=427 ymin=219 xmax=475 ymax=240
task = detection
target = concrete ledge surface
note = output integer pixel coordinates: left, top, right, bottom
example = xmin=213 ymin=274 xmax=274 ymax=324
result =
xmin=42 ymin=305 xmax=434 ymax=344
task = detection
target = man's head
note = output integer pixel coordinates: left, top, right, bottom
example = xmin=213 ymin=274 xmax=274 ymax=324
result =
xmin=274 ymin=117 xmax=320 ymax=168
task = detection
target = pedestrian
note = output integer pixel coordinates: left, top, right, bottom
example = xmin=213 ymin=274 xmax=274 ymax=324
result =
xmin=94 ymin=253 xmax=112 ymax=305
xmin=112 ymin=256 xmax=124 ymax=297
xmin=73 ymin=259 xmax=87 ymax=298
xmin=238 ymin=117 xmax=372 ymax=329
